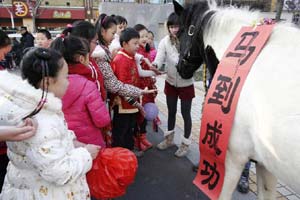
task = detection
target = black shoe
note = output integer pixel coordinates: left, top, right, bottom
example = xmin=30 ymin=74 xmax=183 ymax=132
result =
xmin=237 ymin=176 xmax=249 ymax=194
xmin=192 ymin=164 xmax=199 ymax=172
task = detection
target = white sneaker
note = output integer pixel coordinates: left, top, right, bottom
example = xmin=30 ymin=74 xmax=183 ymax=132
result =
xmin=157 ymin=132 xmax=175 ymax=150
xmin=174 ymin=136 xmax=191 ymax=157
xmin=174 ymin=143 xmax=189 ymax=157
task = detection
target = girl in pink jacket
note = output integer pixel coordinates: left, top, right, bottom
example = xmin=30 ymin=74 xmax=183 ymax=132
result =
xmin=51 ymin=35 xmax=110 ymax=148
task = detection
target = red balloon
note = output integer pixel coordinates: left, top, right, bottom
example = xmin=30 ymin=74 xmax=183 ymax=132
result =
xmin=86 ymin=147 xmax=138 ymax=199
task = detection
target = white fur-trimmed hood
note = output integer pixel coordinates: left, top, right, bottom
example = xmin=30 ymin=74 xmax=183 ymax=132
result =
xmin=0 ymin=71 xmax=62 ymax=125
xmin=91 ymin=44 xmax=106 ymax=59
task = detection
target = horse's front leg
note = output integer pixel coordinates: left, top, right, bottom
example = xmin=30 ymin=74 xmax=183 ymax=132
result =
xmin=218 ymin=149 xmax=246 ymax=200
xmin=256 ymin=163 xmax=277 ymax=200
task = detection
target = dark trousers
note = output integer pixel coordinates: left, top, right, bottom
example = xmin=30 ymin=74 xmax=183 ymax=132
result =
xmin=139 ymin=118 xmax=147 ymax=134
xmin=166 ymin=95 xmax=192 ymax=138
xmin=112 ymin=107 xmax=137 ymax=150
xmin=0 ymin=154 xmax=9 ymax=192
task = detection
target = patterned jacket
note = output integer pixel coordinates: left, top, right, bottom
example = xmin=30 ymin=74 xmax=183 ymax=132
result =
xmin=91 ymin=44 xmax=142 ymax=98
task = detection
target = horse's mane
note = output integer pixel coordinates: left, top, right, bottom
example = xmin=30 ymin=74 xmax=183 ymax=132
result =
xmin=203 ymin=7 xmax=260 ymax=58
xmin=201 ymin=4 xmax=300 ymax=58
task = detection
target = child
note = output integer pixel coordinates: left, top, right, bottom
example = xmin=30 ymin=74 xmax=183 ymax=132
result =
xmin=36 ymin=29 xmax=52 ymax=48
xmin=110 ymin=28 xmax=140 ymax=152
xmin=0 ymin=30 xmax=37 ymax=192
xmin=51 ymin=35 xmax=111 ymax=149
xmin=55 ymin=21 xmax=107 ymax=102
xmin=133 ymin=24 xmax=159 ymax=151
xmin=109 ymin=15 xmax=128 ymax=57
xmin=148 ymin=31 xmax=157 ymax=62
xmin=92 ymin=15 xmax=155 ymax=111
xmin=93 ymin=14 xmax=142 ymax=98
xmin=0 ymin=48 xmax=99 ymax=199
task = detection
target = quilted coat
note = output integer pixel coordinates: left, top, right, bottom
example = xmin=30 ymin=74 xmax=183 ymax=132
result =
xmin=0 ymin=71 xmax=92 ymax=200
xmin=62 ymin=74 xmax=110 ymax=147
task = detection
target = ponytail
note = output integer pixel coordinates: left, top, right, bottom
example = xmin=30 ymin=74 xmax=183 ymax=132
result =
xmin=95 ymin=13 xmax=117 ymax=46
xmin=50 ymin=35 xmax=90 ymax=64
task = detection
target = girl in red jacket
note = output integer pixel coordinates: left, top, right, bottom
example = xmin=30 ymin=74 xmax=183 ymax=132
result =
xmin=133 ymin=24 xmax=159 ymax=151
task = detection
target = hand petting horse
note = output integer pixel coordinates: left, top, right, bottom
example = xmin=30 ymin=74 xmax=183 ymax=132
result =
xmin=173 ymin=0 xmax=300 ymax=199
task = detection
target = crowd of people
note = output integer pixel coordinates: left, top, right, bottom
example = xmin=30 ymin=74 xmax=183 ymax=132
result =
xmin=0 ymin=11 xmax=249 ymax=199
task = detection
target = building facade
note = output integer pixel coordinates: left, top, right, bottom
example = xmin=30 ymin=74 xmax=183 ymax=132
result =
xmin=0 ymin=0 xmax=101 ymax=31
xmin=1 ymin=0 xmax=277 ymax=33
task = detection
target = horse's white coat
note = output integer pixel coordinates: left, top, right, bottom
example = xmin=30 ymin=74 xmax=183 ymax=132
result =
xmin=202 ymin=6 xmax=300 ymax=199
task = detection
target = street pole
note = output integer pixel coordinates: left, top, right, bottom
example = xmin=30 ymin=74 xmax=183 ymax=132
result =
xmin=10 ymin=12 xmax=15 ymax=28
xmin=1 ymin=3 xmax=15 ymax=28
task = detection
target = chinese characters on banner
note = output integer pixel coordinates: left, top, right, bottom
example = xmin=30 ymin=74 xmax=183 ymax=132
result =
xmin=193 ymin=24 xmax=274 ymax=200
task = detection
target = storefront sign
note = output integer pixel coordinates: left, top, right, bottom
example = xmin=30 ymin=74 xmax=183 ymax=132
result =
xmin=12 ymin=0 xmax=29 ymax=17
xmin=53 ymin=11 xmax=72 ymax=19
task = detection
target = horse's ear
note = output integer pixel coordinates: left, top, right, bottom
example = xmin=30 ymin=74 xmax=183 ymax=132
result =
xmin=173 ymin=0 xmax=183 ymax=16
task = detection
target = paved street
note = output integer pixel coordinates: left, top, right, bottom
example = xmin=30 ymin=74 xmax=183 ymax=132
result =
xmin=117 ymin=75 xmax=300 ymax=200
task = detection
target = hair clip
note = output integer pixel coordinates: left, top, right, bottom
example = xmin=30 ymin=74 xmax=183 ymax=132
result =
xmin=35 ymin=48 xmax=51 ymax=60
xmin=59 ymin=33 xmax=65 ymax=41
xmin=101 ymin=15 xmax=108 ymax=26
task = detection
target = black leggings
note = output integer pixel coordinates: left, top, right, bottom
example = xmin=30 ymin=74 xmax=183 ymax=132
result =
xmin=166 ymin=95 xmax=192 ymax=139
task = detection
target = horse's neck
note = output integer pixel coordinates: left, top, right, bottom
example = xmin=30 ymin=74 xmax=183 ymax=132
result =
xmin=203 ymin=8 xmax=261 ymax=59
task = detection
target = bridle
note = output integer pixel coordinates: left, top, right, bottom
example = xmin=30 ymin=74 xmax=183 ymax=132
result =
xmin=180 ymin=24 xmax=205 ymax=69
xmin=179 ymin=10 xmax=216 ymax=70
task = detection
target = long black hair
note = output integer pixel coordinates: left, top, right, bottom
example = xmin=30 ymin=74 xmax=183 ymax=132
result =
xmin=167 ymin=12 xmax=180 ymax=28
xmin=21 ymin=48 xmax=64 ymax=118
xmin=95 ymin=13 xmax=117 ymax=46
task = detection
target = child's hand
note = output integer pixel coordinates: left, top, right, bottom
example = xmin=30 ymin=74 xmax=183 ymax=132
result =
xmin=149 ymin=66 xmax=163 ymax=75
xmin=23 ymin=118 xmax=38 ymax=130
xmin=142 ymin=87 xmax=158 ymax=95
xmin=136 ymin=103 xmax=146 ymax=117
xmin=143 ymin=58 xmax=152 ymax=67
xmin=85 ymin=144 xmax=101 ymax=159
xmin=0 ymin=118 xmax=38 ymax=142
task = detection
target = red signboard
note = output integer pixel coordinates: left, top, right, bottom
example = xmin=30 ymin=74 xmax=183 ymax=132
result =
xmin=193 ymin=24 xmax=274 ymax=200
xmin=12 ymin=0 xmax=31 ymax=17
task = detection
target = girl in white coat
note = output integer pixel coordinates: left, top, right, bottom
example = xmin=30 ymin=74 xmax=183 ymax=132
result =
xmin=153 ymin=13 xmax=195 ymax=157
xmin=0 ymin=48 xmax=99 ymax=200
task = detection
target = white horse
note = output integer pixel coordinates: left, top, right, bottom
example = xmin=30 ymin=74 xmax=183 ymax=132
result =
xmin=174 ymin=1 xmax=300 ymax=199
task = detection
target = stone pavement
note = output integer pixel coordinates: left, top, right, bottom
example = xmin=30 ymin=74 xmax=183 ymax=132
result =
xmin=155 ymin=75 xmax=300 ymax=200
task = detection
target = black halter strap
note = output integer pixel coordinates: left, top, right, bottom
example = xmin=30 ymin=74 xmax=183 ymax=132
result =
xmin=182 ymin=10 xmax=216 ymax=68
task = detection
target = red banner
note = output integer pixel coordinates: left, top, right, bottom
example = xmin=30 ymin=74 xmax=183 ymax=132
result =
xmin=193 ymin=24 xmax=274 ymax=200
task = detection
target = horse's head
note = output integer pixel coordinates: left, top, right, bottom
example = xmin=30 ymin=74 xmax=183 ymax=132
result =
xmin=173 ymin=0 xmax=213 ymax=79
